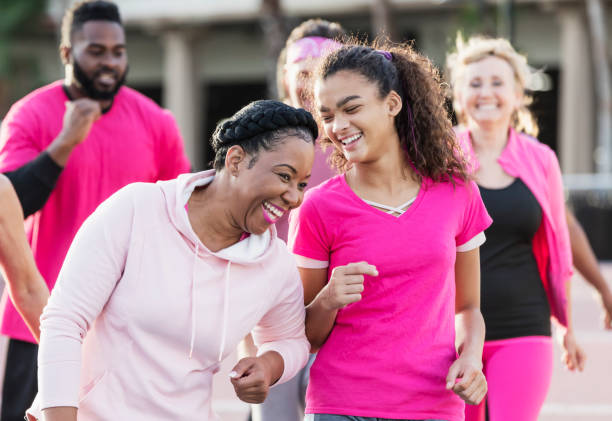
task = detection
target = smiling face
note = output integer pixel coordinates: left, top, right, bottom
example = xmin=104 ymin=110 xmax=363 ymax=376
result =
xmin=230 ymin=135 xmax=315 ymax=235
xmin=456 ymin=55 xmax=522 ymax=130
xmin=315 ymin=70 xmax=401 ymax=166
xmin=64 ymin=20 xmax=128 ymax=100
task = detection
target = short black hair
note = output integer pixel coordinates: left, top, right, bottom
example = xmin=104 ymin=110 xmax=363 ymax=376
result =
xmin=211 ymin=100 xmax=317 ymax=171
xmin=60 ymin=0 xmax=122 ymax=48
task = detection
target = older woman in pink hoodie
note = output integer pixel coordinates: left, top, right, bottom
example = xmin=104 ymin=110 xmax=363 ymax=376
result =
xmin=27 ymin=100 xmax=315 ymax=421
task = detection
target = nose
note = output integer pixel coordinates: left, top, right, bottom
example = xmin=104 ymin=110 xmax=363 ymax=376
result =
xmin=332 ymin=114 xmax=349 ymax=134
xmin=282 ymin=184 xmax=303 ymax=209
xmin=100 ymin=51 xmax=121 ymax=69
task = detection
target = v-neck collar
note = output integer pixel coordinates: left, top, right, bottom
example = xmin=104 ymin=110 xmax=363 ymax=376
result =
xmin=339 ymin=173 xmax=428 ymax=221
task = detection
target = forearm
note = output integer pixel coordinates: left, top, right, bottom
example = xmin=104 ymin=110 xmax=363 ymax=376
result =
xmin=7 ymin=277 xmax=49 ymax=342
xmin=46 ymin=133 xmax=77 ymax=167
xmin=304 ymin=297 xmax=337 ymax=352
xmin=257 ymin=350 xmax=284 ymax=386
xmin=455 ymin=307 xmax=485 ymax=360
xmin=567 ymin=211 xmax=611 ymax=296
xmin=0 ymin=176 xmax=49 ymax=340
xmin=42 ymin=406 xmax=77 ymax=421
xmin=4 ymin=152 xmax=63 ymax=217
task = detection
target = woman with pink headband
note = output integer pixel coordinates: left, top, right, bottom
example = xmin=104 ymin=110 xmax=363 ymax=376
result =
xmin=289 ymin=39 xmax=491 ymax=421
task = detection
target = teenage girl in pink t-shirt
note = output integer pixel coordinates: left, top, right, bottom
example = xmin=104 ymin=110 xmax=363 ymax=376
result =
xmin=288 ymin=41 xmax=492 ymax=421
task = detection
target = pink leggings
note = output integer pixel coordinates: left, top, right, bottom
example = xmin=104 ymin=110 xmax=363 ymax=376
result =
xmin=465 ymin=336 xmax=553 ymax=421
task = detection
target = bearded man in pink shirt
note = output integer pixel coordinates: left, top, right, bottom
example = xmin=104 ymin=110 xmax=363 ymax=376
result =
xmin=0 ymin=2 xmax=190 ymax=419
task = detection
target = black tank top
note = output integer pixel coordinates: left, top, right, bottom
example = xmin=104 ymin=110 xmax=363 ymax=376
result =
xmin=479 ymin=178 xmax=551 ymax=340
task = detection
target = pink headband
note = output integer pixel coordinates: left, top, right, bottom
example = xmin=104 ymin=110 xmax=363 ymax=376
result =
xmin=286 ymin=36 xmax=343 ymax=64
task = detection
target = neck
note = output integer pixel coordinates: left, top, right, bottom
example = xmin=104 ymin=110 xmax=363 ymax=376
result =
xmin=63 ymin=73 xmax=114 ymax=110
xmin=187 ymin=177 xmax=244 ymax=252
xmin=347 ymin=135 xmax=416 ymax=194
xmin=467 ymin=120 xmax=511 ymax=156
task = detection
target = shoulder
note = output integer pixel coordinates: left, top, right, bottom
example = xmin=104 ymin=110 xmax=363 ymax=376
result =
xmin=303 ymin=174 xmax=344 ymax=203
xmin=4 ymin=82 xmax=63 ymax=119
xmin=515 ymin=132 xmax=556 ymax=161
xmin=117 ymin=87 xmax=169 ymax=116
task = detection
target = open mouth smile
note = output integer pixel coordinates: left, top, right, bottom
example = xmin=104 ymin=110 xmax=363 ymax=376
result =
xmin=339 ymin=132 xmax=362 ymax=147
xmin=262 ymin=201 xmax=286 ymax=224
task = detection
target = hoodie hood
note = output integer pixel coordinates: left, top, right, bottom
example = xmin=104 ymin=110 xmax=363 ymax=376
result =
xmin=158 ymin=169 xmax=278 ymax=263
xmin=156 ymin=169 xmax=279 ymax=360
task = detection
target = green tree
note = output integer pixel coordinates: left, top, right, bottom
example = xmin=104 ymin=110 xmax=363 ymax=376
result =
xmin=0 ymin=0 xmax=48 ymax=117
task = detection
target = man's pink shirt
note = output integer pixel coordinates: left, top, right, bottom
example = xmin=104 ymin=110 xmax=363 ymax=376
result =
xmin=0 ymin=81 xmax=190 ymax=342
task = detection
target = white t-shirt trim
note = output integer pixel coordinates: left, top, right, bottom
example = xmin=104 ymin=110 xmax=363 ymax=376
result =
xmin=294 ymin=231 xmax=486 ymax=268
xmin=457 ymin=231 xmax=486 ymax=252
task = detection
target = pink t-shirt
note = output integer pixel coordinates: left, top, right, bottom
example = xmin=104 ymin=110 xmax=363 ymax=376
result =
xmin=288 ymin=174 xmax=492 ymax=421
xmin=275 ymin=141 xmax=336 ymax=241
xmin=0 ymin=81 xmax=191 ymax=343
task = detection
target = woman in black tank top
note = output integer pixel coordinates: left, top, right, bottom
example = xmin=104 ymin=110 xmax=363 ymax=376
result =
xmin=446 ymin=35 xmax=586 ymax=421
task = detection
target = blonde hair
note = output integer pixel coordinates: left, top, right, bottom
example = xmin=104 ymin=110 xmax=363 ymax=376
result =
xmin=446 ymin=34 xmax=539 ymax=138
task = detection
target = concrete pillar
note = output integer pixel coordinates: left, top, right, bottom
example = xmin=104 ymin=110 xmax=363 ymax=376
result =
xmin=557 ymin=6 xmax=595 ymax=173
xmin=161 ymin=29 xmax=205 ymax=170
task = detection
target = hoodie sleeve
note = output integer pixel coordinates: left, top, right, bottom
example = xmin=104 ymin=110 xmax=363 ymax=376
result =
xmin=37 ymin=184 xmax=137 ymax=410
xmin=251 ymin=260 xmax=309 ymax=386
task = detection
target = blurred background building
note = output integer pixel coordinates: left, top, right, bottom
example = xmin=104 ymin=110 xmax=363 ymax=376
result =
xmin=1 ymin=0 xmax=611 ymax=257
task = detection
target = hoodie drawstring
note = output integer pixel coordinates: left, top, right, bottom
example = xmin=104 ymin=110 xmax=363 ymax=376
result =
xmin=189 ymin=243 xmax=199 ymax=359
xmin=189 ymin=247 xmax=232 ymax=362
xmin=218 ymin=261 xmax=231 ymax=362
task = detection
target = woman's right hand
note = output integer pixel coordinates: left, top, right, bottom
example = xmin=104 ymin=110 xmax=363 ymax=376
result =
xmin=561 ymin=330 xmax=586 ymax=372
xmin=319 ymin=261 xmax=378 ymax=310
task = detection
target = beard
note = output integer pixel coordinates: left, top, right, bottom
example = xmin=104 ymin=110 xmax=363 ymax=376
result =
xmin=72 ymin=59 xmax=128 ymax=100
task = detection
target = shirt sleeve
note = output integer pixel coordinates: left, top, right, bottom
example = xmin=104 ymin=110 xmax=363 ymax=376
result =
xmin=155 ymin=110 xmax=191 ymax=180
xmin=4 ymin=152 xmax=63 ymax=217
xmin=545 ymin=150 xmax=572 ymax=281
xmin=0 ymin=100 xmax=43 ymax=173
xmin=37 ymin=185 xmax=136 ymax=410
xmin=456 ymin=181 xmax=493 ymax=247
xmin=287 ymin=195 xmax=331 ymax=262
xmin=251 ymin=261 xmax=309 ymax=386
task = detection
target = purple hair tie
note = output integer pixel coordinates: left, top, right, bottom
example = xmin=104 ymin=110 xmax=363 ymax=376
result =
xmin=375 ymin=49 xmax=392 ymax=61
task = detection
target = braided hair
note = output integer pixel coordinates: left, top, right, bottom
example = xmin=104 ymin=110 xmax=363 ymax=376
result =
xmin=211 ymin=100 xmax=318 ymax=171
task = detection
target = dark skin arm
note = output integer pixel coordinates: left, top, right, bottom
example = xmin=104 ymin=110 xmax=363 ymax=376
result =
xmin=566 ymin=207 xmax=612 ymax=329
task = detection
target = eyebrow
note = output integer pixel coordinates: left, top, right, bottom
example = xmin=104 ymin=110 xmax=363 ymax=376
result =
xmin=319 ymin=95 xmax=361 ymax=112
xmin=87 ymin=43 xmax=126 ymax=49
xmin=274 ymin=164 xmax=311 ymax=178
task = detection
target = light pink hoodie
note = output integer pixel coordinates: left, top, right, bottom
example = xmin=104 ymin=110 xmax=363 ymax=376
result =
xmin=27 ymin=170 xmax=309 ymax=420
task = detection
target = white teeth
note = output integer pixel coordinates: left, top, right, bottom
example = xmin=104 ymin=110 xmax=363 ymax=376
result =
xmin=478 ymin=104 xmax=498 ymax=110
xmin=263 ymin=201 xmax=284 ymax=218
xmin=341 ymin=133 xmax=361 ymax=145
xmin=98 ymin=75 xmax=115 ymax=84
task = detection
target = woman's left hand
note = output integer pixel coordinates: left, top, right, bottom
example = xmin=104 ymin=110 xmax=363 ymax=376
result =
xmin=445 ymin=355 xmax=487 ymax=405
xmin=229 ymin=357 xmax=272 ymax=403
xmin=561 ymin=330 xmax=586 ymax=372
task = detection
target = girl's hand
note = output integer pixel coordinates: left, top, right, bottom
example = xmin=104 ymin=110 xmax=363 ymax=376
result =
xmin=445 ymin=355 xmax=487 ymax=405
xmin=319 ymin=262 xmax=378 ymax=310
xmin=561 ymin=330 xmax=586 ymax=371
